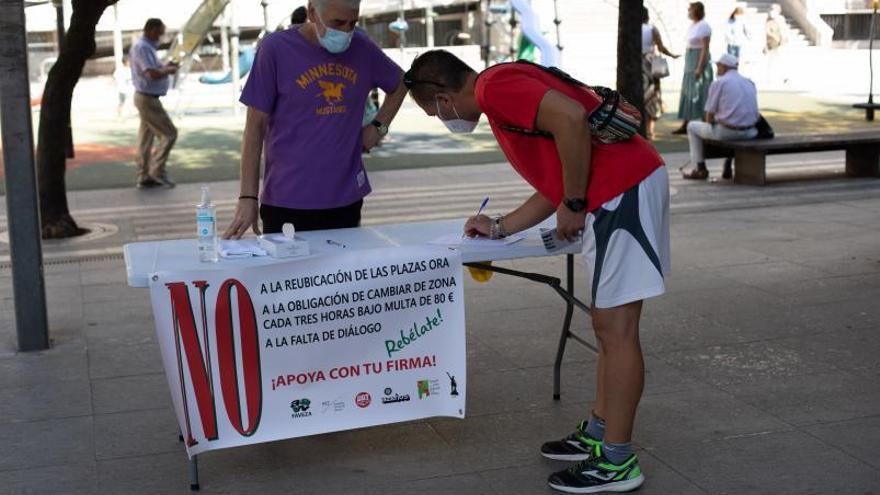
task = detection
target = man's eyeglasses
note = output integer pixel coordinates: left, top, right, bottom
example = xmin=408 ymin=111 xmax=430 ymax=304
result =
xmin=403 ymin=71 xmax=445 ymax=90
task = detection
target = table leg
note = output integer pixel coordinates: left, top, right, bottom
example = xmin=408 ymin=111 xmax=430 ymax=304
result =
xmin=190 ymin=455 xmax=200 ymax=491
xmin=462 ymin=258 xmax=593 ymax=400
xmin=553 ymin=254 xmax=576 ymax=400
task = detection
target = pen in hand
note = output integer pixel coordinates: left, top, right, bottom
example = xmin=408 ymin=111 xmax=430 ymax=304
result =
xmin=464 ymin=196 xmax=489 ymax=239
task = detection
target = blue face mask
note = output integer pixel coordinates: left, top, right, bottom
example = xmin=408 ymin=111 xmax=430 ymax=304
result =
xmin=316 ymin=13 xmax=354 ymax=54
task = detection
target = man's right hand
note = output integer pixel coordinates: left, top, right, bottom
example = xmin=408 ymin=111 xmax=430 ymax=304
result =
xmin=464 ymin=214 xmax=492 ymax=238
xmin=223 ymin=199 xmax=262 ymax=239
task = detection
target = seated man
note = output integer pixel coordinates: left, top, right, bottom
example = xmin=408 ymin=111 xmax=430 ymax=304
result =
xmin=682 ymin=53 xmax=759 ymax=180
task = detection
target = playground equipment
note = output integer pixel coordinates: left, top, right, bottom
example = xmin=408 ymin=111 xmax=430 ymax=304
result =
xmin=199 ymin=46 xmax=255 ymax=84
xmin=509 ymin=0 xmax=559 ymax=67
xmin=167 ymin=0 xmax=230 ymax=65
xmin=484 ymin=0 xmax=561 ymax=68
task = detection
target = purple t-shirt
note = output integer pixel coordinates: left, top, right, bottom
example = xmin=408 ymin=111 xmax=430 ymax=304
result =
xmin=240 ymin=28 xmax=401 ymax=210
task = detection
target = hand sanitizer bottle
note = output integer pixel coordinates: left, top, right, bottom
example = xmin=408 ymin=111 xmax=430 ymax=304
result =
xmin=197 ymin=186 xmax=219 ymax=263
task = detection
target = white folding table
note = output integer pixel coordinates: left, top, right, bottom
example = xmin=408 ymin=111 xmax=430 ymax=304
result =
xmin=124 ymin=218 xmax=594 ymax=490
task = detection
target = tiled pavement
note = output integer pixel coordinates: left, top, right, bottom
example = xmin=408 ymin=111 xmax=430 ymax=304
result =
xmin=1 ymin=155 xmax=879 ymax=494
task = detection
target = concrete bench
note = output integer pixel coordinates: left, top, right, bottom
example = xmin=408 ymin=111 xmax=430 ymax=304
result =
xmin=703 ymin=130 xmax=880 ymax=185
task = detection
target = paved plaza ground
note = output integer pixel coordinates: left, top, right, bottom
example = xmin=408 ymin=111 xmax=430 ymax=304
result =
xmin=1 ymin=146 xmax=879 ymax=493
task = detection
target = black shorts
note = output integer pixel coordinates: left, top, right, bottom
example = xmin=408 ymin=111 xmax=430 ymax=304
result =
xmin=260 ymin=200 xmax=363 ymax=233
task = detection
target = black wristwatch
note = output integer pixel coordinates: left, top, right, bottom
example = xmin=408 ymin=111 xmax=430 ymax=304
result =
xmin=371 ymin=119 xmax=389 ymax=137
xmin=563 ymin=197 xmax=587 ymax=213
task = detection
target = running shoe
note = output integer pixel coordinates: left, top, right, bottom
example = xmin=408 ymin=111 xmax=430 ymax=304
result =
xmin=540 ymin=421 xmax=602 ymax=462
xmin=548 ymin=450 xmax=644 ymax=494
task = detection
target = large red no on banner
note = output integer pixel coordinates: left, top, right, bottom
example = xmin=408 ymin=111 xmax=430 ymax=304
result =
xmin=165 ymin=280 xmax=262 ymax=447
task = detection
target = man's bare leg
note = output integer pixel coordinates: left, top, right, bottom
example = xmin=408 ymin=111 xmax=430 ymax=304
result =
xmin=591 ymin=300 xmax=645 ymax=444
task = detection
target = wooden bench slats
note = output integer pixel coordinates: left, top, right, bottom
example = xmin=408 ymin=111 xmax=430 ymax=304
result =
xmin=704 ymin=131 xmax=879 ymax=152
xmin=698 ymin=130 xmax=880 ymax=185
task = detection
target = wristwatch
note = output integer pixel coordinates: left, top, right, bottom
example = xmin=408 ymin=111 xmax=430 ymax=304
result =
xmin=563 ymin=197 xmax=587 ymax=213
xmin=371 ymin=119 xmax=389 ymax=137
xmin=489 ymin=215 xmax=508 ymax=240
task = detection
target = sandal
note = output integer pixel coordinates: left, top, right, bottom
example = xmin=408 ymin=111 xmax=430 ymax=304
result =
xmin=681 ymin=167 xmax=709 ymax=180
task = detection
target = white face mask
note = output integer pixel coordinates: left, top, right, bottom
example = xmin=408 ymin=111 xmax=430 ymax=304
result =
xmin=436 ymin=98 xmax=478 ymax=134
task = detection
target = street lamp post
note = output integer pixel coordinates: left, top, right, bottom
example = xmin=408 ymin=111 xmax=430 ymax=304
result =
xmin=853 ymin=0 xmax=880 ymax=121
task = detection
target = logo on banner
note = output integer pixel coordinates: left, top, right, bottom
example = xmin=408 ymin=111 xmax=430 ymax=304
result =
xmin=381 ymin=387 xmax=411 ymax=405
xmin=356 ymin=392 xmax=372 ymax=408
xmin=321 ymin=398 xmax=346 ymax=414
xmin=290 ymin=398 xmax=313 ymax=419
xmin=446 ymin=372 xmax=459 ymax=397
xmin=417 ymin=379 xmax=441 ymax=399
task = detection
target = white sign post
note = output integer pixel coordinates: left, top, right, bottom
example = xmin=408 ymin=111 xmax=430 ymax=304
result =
xmin=149 ymin=246 xmax=466 ymax=457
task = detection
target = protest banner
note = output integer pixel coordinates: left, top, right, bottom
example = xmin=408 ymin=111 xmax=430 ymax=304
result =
xmin=148 ymin=246 xmax=466 ymax=457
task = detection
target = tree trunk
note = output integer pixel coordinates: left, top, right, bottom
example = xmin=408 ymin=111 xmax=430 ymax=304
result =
xmin=36 ymin=0 xmax=116 ymax=239
xmin=617 ymin=0 xmax=646 ymax=137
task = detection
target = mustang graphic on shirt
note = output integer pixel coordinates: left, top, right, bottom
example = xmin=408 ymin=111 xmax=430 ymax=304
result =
xmin=317 ymin=81 xmax=345 ymax=105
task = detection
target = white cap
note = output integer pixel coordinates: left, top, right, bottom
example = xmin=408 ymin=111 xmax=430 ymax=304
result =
xmin=717 ymin=53 xmax=739 ymax=68
xmin=199 ymin=185 xmax=211 ymax=206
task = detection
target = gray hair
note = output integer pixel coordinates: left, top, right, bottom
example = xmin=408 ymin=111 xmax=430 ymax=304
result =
xmin=311 ymin=0 xmax=360 ymax=12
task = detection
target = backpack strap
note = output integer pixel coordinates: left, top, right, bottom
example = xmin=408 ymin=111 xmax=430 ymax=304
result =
xmin=497 ymin=123 xmax=553 ymax=138
xmin=492 ymin=60 xmax=622 ymax=138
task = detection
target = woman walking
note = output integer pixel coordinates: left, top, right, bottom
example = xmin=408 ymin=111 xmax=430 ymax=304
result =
xmin=725 ymin=7 xmax=749 ymax=59
xmin=643 ymin=8 xmax=679 ymax=140
xmin=674 ymin=1 xmax=713 ymax=135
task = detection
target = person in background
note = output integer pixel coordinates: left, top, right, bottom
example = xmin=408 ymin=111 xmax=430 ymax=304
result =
xmin=674 ymin=1 xmax=713 ymax=135
xmin=642 ymin=7 xmax=679 ymax=140
xmin=726 ymin=7 xmax=750 ymax=59
xmin=223 ymin=0 xmax=407 ymax=237
xmin=681 ymin=53 xmax=759 ymax=180
xmin=291 ymin=6 xmax=307 ymax=25
xmin=405 ymin=49 xmax=670 ymax=494
xmin=764 ymin=4 xmax=789 ymax=86
xmin=129 ymin=18 xmax=179 ymax=189
xmin=114 ymin=57 xmax=131 ymax=119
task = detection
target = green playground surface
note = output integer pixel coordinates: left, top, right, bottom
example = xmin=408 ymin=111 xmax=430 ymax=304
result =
xmin=0 ymin=90 xmax=874 ymax=194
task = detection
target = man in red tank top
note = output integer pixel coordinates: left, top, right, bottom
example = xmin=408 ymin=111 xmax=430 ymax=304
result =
xmin=405 ymin=50 xmax=671 ymax=493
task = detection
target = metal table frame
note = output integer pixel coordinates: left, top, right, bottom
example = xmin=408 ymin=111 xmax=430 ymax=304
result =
xmin=464 ymin=253 xmax=595 ymax=400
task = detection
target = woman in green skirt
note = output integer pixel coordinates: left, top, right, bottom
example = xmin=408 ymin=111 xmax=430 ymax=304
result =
xmin=674 ymin=2 xmax=713 ymax=135
xmin=643 ymin=8 xmax=679 ymax=140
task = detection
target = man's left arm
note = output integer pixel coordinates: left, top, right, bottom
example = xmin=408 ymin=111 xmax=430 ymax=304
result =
xmin=704 ymin=81 xmax=721 ymax=123
xmin=534 ymin=89 xmax=591 ymax=241
xmin=363 ymin=76 xmax=406 ymax=152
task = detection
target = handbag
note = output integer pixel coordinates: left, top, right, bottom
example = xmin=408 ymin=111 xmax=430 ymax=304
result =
xmin=498 ymin=60 xmax=643 ymax=144
xmin=755 ymin=114 xmax=774 ymax=139
xmin=651 ymin=56 xmax=670 ymax=79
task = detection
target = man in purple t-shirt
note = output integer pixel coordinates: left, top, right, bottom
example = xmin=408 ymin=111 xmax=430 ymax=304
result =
xmin=224 ymin=0 xmax=406 ymax=237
